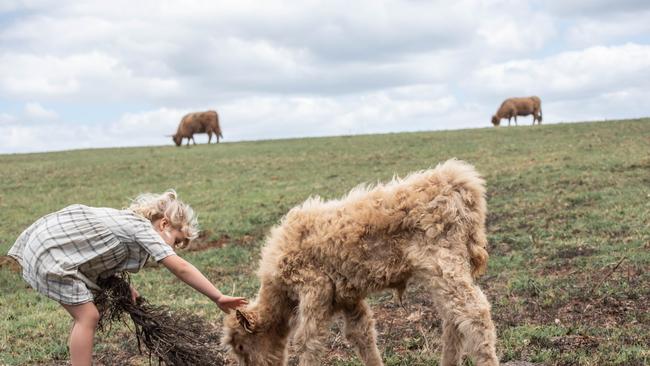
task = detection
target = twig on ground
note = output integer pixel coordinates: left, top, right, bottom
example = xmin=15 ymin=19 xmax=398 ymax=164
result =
xmin=586 ymin=256 xmax=627 ymax=296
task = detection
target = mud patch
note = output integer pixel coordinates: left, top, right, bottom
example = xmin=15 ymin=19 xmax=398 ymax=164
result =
xmin=186 ymin=232 xmax=231 ymax=251
xmin=0 ymin=255 xmax=21 ymax=272
xmin=554 ymin=247 xmax=597 ymax=259
xmin=186 ymin=231 xmax=260 ymax=252
xmin=530 ymin=334 xmax=600 ymax=352
xmin=609 ymin=158 xmax=650 ymax=173
xmin=489 ymin=262 xmax=649 ymax=336
xmin=557 ymin=293 xmax=647 ymax=329
xmin=319 ymin=285 xmax=444 ymax=364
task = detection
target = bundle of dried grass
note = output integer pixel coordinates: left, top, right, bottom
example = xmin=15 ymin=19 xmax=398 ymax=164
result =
xmin=94 ymin=273 xmax=227 ymax=366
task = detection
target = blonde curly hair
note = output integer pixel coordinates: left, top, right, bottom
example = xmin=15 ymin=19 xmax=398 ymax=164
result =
xmin=128 ymin=189 xmax=199 ymax=249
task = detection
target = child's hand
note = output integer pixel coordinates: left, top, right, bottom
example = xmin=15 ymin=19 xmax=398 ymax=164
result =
xmin=129 ymin=285 xmax=140 ymax=304
xmin=216 ymin=295 xmax=248 ymax=313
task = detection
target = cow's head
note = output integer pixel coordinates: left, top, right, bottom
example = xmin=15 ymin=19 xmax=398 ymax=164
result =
xmin=172 ymin=134 xmax=182 ymax=146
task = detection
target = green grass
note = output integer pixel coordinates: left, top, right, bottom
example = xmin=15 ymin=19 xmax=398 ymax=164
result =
xmin=1 ymin=119 xmax=649 ymax=365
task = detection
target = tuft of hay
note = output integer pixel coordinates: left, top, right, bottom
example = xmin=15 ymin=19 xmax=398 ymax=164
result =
xmin=94 ymin=273 xmax=227 ymax=365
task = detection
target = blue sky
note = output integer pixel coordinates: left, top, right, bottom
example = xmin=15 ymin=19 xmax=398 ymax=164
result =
xmin=1 ymin=0 xmax=649 ymax=154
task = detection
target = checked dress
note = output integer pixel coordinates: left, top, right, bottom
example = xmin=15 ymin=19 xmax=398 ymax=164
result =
xmin=8 ymin=204 xmax=175 ymax=305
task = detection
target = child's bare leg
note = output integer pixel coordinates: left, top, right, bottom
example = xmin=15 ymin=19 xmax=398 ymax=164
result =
xmin=61 ymin=302 xmax=100 ymax=366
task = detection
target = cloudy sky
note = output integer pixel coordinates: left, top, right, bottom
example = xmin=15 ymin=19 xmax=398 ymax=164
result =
xmin=1 ymin=0 xmax=649 ymax=154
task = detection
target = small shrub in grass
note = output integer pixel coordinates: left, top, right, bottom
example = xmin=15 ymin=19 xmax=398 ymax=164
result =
xmin=509 ymin=277 xmax=545 ymax=298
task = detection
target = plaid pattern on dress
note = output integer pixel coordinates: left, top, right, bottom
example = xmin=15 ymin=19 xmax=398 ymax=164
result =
xmin=8 ymin=204 xmax=175 ymax=305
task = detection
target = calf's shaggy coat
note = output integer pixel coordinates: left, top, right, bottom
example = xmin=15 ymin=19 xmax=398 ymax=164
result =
xmin=491 ymin=96 xmax=542 ymax=126
xmin=223 ymin=159 xmax=499 ymax=366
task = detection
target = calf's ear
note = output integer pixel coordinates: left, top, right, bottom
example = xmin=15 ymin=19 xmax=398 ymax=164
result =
xmin=236 ymin=309 xmax=257 ymax=333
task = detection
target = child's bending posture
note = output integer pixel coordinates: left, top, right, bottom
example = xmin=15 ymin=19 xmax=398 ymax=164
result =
xmin=8 ymin=190 xmax=247 ymax=366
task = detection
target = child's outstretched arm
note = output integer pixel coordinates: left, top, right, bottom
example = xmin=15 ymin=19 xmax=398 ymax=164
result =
xmin=159 ymin=254 xmax=248 ymax=313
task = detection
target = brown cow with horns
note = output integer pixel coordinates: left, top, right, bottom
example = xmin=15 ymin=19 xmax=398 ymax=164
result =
xmin=172 ymin=110 xmax=223 ymax=146
xmin=491 ymin=96 xmax=542 ymax=127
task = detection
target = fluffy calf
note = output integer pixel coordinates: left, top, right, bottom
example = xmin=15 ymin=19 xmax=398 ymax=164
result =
xmin=491 ymin=96 xmax=542 ymax=126
xmin=172 ymin=110 xmax=223 ymax=146
xmin=223 ymin=159 xmax=499 ymax=366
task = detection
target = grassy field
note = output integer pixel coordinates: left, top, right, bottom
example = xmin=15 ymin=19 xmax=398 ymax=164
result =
xmin=1 ymin=119 xmax=648 ymax=365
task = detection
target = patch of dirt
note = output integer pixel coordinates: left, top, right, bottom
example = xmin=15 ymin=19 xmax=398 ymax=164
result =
xmin=0 ymin=255 xmax=21 ymax=272
xmin=488 ymin=262 xmax=649 ymax=338
xmin=608 ymin=158 xmax=650 ymax=173
xmin=555 ymin=263 xmax=648 ymax=329
xmin=185 ymin=231 xmax=259 ymax=252
xmin=93 ymin=347 xmax=144 ymax=366
xmin=32 ymin=352 xmax=134 ymax=365
xmin=553 ymin=246 xmax=597 ymax=259
xmin=321 ymin=286 xmax=443 ymax=363
xmin=186 ymin=233 xmax=231 ymax=251
xmin=486 ymin=211 xmax=507 ymax=229
xmin=551 ymin=335 xmax=601 ymax=352
xmin=37 ymin=344 xmax=143 ymax=366
xmin=372 ymin=289 xmax=442 ymax=351
xmin=532 ymin=334 xmax=600 ymax=352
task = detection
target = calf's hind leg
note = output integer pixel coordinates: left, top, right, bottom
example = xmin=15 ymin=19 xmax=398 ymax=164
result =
xmin=293 ymin=277 xmax=335 ymax=366
xmin=423 ymin=254 xmax=498 ymax=366
xmin=342 ymin=300 xmax=383 ymax=366
xmin=441 ymin=318 xmax=463 ymax=365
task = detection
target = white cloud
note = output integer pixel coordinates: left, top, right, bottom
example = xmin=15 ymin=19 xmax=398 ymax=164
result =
xmin=0 ymin=52 xmax=181 ymax=102
xmin=0 ymin=15 xmax=116 ymax=50
xmin=0 ymin=124 xmax=93 ymax=154
xmin=0 ymin=0 xmax=480 ymax=102
xmin=472 ymin=43 xmax=650 ymax=99
xmin=476 ymin=5 xmax=557 ymax=55
xmin=108 ymin=107 xmax=185 ymax=141
xmin=217 ymin=84 xmax=463 ymax=141
xmin=24 ymin=102 xmax=58 ymax=120
xmin=542 ymin=0 xmax=650 ymax=16
xmin=564 ymin=12 xmax=650 ymax=47
xmin=0 ymin=112 xmax=17 ymax=125
xmin=0 ymin=1 xmax=649 ymax=154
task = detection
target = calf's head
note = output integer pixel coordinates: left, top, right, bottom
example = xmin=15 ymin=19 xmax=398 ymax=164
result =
xmin=222 ymin=308 xmax=288 ymax=366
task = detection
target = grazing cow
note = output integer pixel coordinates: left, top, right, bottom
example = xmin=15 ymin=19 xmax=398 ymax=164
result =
xmin=172 ymin=110 xmax=223 ymax=146
xmin=223 ymin=159 xmax=499 ymax=366
xmin=491 ymin=96 xmax=542 ymax=127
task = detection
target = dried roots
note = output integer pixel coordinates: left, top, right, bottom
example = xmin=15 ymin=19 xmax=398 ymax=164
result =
xmin=94 ymin=273 xmax=227 ymax=365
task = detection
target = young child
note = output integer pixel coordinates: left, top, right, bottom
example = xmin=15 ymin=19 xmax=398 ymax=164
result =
xmin=8 ymin=189 xmax=247 ymax=366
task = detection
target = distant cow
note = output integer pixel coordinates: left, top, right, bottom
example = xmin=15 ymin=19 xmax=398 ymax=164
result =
xmin=491 ymin=96 xmax=542 ymax=127
xmin=172 ymin=110 xmax=223 ymax=146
